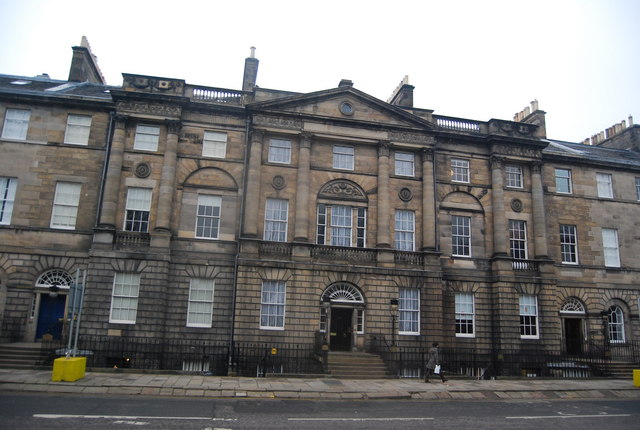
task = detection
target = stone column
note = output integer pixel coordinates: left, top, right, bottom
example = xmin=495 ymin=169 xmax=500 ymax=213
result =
xmin=376 ymin=141 xmax=391 ymax=248
xmin=155 ymin=121 xmax=180 ymax=232
xmin=531 ymin=162 xmax=549 ymax=258
xmin=294 ymin=133 xmax=311 ymax=242
xmin=491 ymin=156 xmax=508 ymax=256
xmin=243 ymin=130 xmax=263 ymax=237
xmin=421 ymin=148 xmax=436 ymax=250
xmin=98 ymin=116 xmax=126 ymax=229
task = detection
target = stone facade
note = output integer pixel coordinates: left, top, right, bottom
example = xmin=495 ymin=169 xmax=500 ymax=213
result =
xmin=1 ymin=43 xmax=639 ymax=371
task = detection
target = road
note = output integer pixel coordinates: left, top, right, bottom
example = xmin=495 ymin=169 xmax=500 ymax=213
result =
xmin=0 ymin=393 xmax=638 ymax=429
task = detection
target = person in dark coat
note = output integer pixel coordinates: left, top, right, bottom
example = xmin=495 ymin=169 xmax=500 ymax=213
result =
xmin=424 ymin=342 xmax=447 ymax=383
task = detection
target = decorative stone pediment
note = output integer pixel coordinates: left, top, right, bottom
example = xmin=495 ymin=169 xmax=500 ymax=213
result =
xmin=249 ymin=86 xmax=436 ymax=131
xmin=439 ymin=189 xmax=485 ymax=212
xmin=182 ymin=167 xmax=238 ymax=191
xmin=318 ymin=180 xmax=367 ymax=202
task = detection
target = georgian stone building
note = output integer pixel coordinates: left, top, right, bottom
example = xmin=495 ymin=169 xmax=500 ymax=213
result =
xmin=1 ymin=40 xmax=639 ymax=374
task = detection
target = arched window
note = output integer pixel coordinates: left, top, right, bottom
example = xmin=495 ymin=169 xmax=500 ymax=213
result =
xmin=560 ymin=297 xmax=585 ymax=314
xmin=319 ymin=283 xmax=365 ymax=334
xmin=607 ymin=305 xmax=625 ymax=343
xmin=36 ymin=270 xmax=73 ymax=290
xmin=321 ymin=283 xmax=364 ymax=303
xmin=316 ymin=180 xmax=368 ymax=248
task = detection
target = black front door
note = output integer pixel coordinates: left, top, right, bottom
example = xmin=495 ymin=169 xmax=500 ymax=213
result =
xmin=330 ymin=308 xmax=352 ymax=351
xmin=564 ymin=318 xmax=583 ymax=355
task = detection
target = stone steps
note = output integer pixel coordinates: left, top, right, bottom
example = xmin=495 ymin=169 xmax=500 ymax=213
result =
xmin=605 ymin=361 xmax=638 ymax=378
xmin=0 ymin=343 xmax=47 ymax=369
xmin=327 ymin=351 xmax=391 ymax=379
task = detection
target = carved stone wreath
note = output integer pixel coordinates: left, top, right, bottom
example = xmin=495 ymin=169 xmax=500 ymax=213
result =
xmin=511 ymin=198 xmax=523 ymax=212
xmin=318 ymin=180 xmax=367 ymax=201
xmin=399 ymin=187 xmax=413 ymax=202
xmin=134 ymin=162 xmax=151 ymax=178
xmin=272 ymin=175 xmax=286 ymax=190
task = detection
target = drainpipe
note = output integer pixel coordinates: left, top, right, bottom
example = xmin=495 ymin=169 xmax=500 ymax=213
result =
xmin=432 ymin=142 xmax=439 ymax=252
xmin=94 ymin=111 xmax=115 ymax=228
xmin=228 ymin=113 xmax=253 ymax=374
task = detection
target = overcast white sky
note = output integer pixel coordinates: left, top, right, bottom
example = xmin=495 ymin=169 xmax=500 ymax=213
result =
xmin=1 ymin=0 xmax=638 ymax=143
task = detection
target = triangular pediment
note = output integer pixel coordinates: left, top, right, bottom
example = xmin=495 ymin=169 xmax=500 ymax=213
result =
xmin=248 ymin=86 xmax=435 ymax=131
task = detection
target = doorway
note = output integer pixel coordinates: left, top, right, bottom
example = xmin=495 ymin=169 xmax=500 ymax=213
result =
xmin=564 ymin=318 xmax=583 ymax=355
xmin=330 ymin=308 xmax=352 ymax=351
xmin=35 ymin=294 xmax=66 ymax=340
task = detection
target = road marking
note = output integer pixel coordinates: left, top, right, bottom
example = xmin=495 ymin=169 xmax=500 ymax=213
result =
xmin=289 ymin=417 xmax=434 ymax=422
xmin=33 ymin=414 xmax=236 ymax=421
xmin=506 ymin=414 xmax=631 ymax=420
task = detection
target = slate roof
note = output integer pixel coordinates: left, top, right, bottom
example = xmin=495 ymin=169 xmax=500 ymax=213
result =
xmin=0 ymin=74 xmax=116 ymax=101
xmin=1 ymin=74 xmax=638 ymax=170
xmin=543 ymin=139 xmax=640 ymax=169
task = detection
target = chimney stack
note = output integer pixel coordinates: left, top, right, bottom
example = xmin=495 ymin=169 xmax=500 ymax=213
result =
xmin=513 ymin=99 xmax=546 ymax=138
xmin=242 ymin=46 xmax=259 ymax=92
xmin=387 ymin=76 xmax=414 ymax=108
xmin=68 ymin=36 xmax=106 ymax=84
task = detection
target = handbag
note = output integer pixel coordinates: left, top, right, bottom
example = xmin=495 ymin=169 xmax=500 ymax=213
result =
xmin=434 ymin=364 xmax=441 ymax=374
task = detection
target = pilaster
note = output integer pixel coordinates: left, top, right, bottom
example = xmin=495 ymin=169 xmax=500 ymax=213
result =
xmin=421 ymin=148 xmax=436 ymax=250
xmin=294 ymin=133 xmax=312 ymax=242
xmin=243 ymin=129 xmax=263 ymax=237
xmin=491 ymin=156 xmax=508 ymax=256
xmin=96 ymin=116 xmax=126 ymax=243
xmin=530 ymin=162 xmax=549 ymax=258
xmin=376 ymin=141 xmax=391 ymax=248
xmin=155 ymin=120 xmax=180 ymax=234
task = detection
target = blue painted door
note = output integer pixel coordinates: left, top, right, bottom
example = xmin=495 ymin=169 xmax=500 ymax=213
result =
xmin=36 ymin=294 xmax=66 ymax=339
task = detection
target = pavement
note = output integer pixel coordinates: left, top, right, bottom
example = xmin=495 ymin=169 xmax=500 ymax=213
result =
xmin=1 ymin=368 xmax=639 ymax=401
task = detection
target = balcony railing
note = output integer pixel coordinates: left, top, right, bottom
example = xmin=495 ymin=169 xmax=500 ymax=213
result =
xmin=259 ymin=241 xmax=292 ymax=257
xmin=512 ymin=259 xmax=540 ymax=272
xmin=434 ymin=115 xmax=482 ymax=133
xmin=189 ymin=86 xmax=246 ymax=105
xmin=310 ymin=245 xmax=377 ymax=264
xmin=115 ymin=231 xmax=151 ymax=249
xmin=394 ymin=251 xmax=425 ymax=266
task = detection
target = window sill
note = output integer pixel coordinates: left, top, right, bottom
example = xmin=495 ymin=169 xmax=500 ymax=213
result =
xmin=1 ymin=137 xmax=47 ymax=145
xmin=260 ymin=326 xmax=285 ymax=331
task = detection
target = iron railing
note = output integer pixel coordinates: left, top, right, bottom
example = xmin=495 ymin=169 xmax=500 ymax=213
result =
xmin=36 ymin=335 xmax=640 ymax=379
xmin=369 ymin=337 xmax=639 ymax=379
xmin=230 ymin=342 xmax=323 ymax=377
xmin=39 ymin=336 xmax=323 ymax=377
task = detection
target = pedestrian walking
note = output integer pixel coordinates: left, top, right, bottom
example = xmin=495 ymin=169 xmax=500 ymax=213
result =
xmin=424 ymin=342 xmax=447 ymax=383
